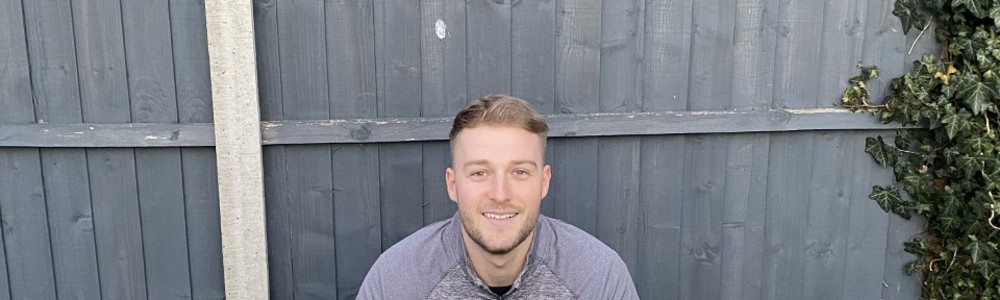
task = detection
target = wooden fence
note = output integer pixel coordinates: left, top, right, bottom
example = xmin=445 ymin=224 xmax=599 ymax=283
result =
xmin=0 ymin=0 xmax=929 ymax=299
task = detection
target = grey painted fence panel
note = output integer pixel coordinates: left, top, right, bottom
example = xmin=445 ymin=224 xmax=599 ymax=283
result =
xmin=180 ymin=148 xmax=225 ymax=300
xmin=0 ymin=0 xmax=931 ymax=299
xmin=374 ymin=0 xmax=425 ymax=256
xmin=0 ymin=0 xmax=32 ymax=123
xmin=0 ymin=148 xmax=56 ymax=299
xmin=467 ymin=0 xmax=511 ymax=97
xmin=122 ymin=2 xmax=194 ymax=298
xmin=170 ymin=2 xmax=225 ymax=298
xmin=511 ymin=0 xmax=556 ymax=114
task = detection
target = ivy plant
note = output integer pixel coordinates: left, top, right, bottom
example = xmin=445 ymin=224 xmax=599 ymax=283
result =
xmin=842 ymin=0 xmax=1000 ymax=298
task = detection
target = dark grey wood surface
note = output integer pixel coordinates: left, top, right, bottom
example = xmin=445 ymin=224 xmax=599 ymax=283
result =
xmin=0 ymin=0 xmax=926 ymax=299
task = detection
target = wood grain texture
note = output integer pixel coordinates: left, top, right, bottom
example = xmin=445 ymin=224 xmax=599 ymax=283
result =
xmin=22 ymin=0 xmax=82 ymax=124
xmin=88 ymin=148 xmax=146 ymax=299
xmin=511 ymin=0 xmax=556 ymax=113
xmin=375 ymin=0 xmax=424 ymax=251
xmin=678 ymin=135 xmax=726 ymax=300
xmin=0 ymin=148 xmax=56 ymax=299
xmin=761 ymin=132 xmax=814 ymax=300
xmin=171 ymin=1 xmax=224 ymax=298
xmin=252 ymin=0 xmax=292 ymax=297
xmin=636 ymin=136 xmax=684 ymax=299
xmin=466 ymin=0 xmax=511 ymax=97
xmin=326 ymin=2 xmax=380 ymax=298
xmin=122 ymin=2 xmax=194 ymax=298
xmin=549 ymin=0 xmax=602 ymax=235
xmin=596 ymin=0 xmax=643 ymax=279
xmin=842 ymin=131 xmax=889 ymax=300
xmin=277 ymin=0 xmax=336 ymax=297
xmin=332 ymin=144 xmax=381 ymax=299
xmin=0 ymin=0 xmax=33 ymax=123
xmin=642 ymin=0 xmax=692 ymax=111
xmin=419 ymin=0 xmax=465 ymax=226
xmin=724 ymin=1 xmax=778 ymax=298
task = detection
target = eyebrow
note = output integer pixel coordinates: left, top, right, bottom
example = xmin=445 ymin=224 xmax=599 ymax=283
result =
xmin=462 ymin=160 xmax=538 ymax=169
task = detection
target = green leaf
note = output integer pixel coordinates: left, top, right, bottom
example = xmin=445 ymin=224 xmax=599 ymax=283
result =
xmin=992 ymin=6 xmax=1000 ymax=25
xmin=941 ymin=112 xmax=968 ymax=139
xmin=869 ymin=185 xmax=911 ymax=219
xmin=953 ymin=0 xmax=987 ymax=18
xmin=866 ymin=136 xmax=895 ymax=167
xmin=958 ymin=77 xmax=997 ymax=114
xmin=894 ymin=0 xmax=920 ymax=33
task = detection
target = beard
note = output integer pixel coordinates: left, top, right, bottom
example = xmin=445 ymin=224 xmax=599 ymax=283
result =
xmin=460 ymin=211 xmax=538 ymax=255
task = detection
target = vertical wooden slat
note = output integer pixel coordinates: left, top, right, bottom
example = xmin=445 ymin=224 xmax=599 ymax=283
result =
xmin=511 ymin=0 xmax=555 ymax=114
xmin=678 ymin=136 xmax=727 ymax=300
xmin=842 ymin=132 xmax=889 ymax=300
xmin=843 ymin=1 xmax=901 ymax=298
xmin=68 ymin=0 xmax=146 ymax=297
xmin=636 ymin=0 xmax=692 ymax=297
xmin=636 ymin=136 xmax=684 ymax=299
xmin=375 ymin=0 xmax=424 ymax=250
xmin=725 ymin=1 xmax=777 ymax=298
xmin=252 ymin=0 xmax=293 ymax=298
xmin=326 ymin=1 xmax=380 ymax=298
xmin=0 ymin=1 xmax=35 ymax=299
xmin=0 ymin=0 xmax=33 ymax=123
xmin=331 ymin=145 xmax=380 ymax=300
xmin=88 ymin=149 xmax=146 ymax=299
xmin=682 ymin=1 xmax=736 ymax=299
xmin=17 ymin=1 xmax=82 ymax=299
xmin=0 ymin=150 xmax=54 ymax=300
xmin=596 ymin=0 xmax=643 ymax=279
xmin=595 ymin=137 xmax=641 ymax=269
xmin=419 ymin=0 xmax=466 ymax=224
xmin=466 ymin=0 xmax=511 ymax=97
xmin=275 ymin=0 xmax=336 ymax=297
xmin=121 ymin=1 xmax=193 ymax=298
xmin=802 ymin=132 xmax=852 ymax=299
xmin=761 ymin=132 xmax=813 ymax=300
xmin=550 ymin=0 xmax=602 ymax=235
xmin=205 ymin=0 xmax=268 ymax=298
xmin=803 ymin=1 xmax=867 ymax=298
xmin=170 ymin=1 xmax=224 ymax=298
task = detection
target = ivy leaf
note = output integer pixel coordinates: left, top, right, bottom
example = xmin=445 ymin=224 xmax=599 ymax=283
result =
xmin=866 ymin=136 xmax=895 ymax=167
xmin=894 ymin=0 xmax=920 ymax=33
xmin=957 ymin=77 xmax=996 ymax=114
xmin=941 ymin=110 xmax=970 ymax=139
xmin=870 ymin=185 xmax=912 ymax=219
xmin=992 ymin=6 xmax=1000 ymax=25
xmin=954 ymin=0 xmax=988 ymax=18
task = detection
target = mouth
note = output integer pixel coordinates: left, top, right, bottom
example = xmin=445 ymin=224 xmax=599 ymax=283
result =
xmin=483 ymin=212 xmax=518 ymax=220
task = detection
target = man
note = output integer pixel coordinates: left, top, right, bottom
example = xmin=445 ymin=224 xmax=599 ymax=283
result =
xmin=357 ymin=95 xmax=638 ymax=299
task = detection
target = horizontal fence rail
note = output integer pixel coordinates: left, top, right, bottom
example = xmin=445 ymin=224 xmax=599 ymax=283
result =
xmin=0 ymin=108 xmax=908 ymax=147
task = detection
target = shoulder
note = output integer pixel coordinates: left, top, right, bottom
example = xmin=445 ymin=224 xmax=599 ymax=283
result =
xmin=533 ymin=215 xmax=639 ymax=299
xmin=357 ymin=216 xmax=464 ymax=299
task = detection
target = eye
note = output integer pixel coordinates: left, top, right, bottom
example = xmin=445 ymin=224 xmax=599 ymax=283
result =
xmin=471 ymin=170 xmax=486 ymax=177
xmin=513 ymin=169 xmax=530 ymax=177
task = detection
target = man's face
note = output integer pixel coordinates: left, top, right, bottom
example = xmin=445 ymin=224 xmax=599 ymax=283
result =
xmin=446 ymin=125 xmax=551 ymax=255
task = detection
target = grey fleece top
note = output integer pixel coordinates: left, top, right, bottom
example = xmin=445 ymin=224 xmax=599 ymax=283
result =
xmin=357 ymin=213 xmax=639 ymax=299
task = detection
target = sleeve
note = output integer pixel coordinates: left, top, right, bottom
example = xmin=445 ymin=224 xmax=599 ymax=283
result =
xmin=601 ymin=257 xmax=639 ymax=299
xmin=355 ymin=260 xmax=384 ymax=300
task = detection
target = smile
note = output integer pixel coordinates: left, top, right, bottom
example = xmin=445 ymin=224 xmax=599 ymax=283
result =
xmin=483 ymin=212 xmax=517 ymax=220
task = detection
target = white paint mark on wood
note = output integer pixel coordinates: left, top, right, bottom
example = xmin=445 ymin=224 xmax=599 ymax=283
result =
xmin=435 ymin=19 xmax=447 ymax=39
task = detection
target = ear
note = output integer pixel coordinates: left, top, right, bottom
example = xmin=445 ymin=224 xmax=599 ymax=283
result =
xmin=446 ymin=167 xmax=458 ymax=203
xmin=540 ymin=164 xmax=552 ymax=199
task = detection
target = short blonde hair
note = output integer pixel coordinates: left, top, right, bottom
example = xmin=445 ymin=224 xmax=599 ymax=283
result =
xmin=449 ymin=95 xmax=549 ymax=149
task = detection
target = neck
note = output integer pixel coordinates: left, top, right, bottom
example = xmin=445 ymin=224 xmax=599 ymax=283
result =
xmin=462 ymin=232 xmax=534 ymax=287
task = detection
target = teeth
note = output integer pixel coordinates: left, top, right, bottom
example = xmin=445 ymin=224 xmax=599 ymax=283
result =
xmin=484 ymin=213 xmax=516 ymax=220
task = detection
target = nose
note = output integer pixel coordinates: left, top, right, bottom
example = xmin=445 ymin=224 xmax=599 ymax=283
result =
xmin=489 ymin=174 xmax=512 ymax=202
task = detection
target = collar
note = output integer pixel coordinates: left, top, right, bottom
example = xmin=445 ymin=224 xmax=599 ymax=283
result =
xmin=448 ymin=212 xmax=546 ymax=293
